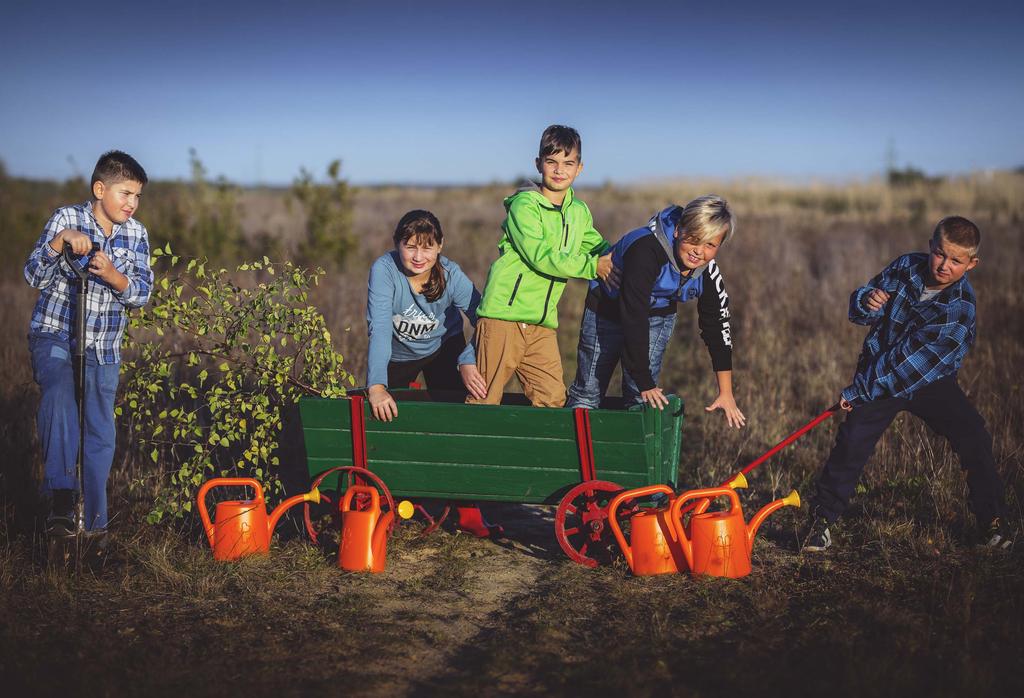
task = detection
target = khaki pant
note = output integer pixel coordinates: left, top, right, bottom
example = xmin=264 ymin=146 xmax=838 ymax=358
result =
xmin=468 ymin=318 xmax=566 ymax=407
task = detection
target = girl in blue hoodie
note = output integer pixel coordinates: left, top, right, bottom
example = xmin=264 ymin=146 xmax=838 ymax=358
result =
xmin=366 ymin=209 xmax=499 ymax=536
xmin=366 ymin=210 xmax=487 ymax=421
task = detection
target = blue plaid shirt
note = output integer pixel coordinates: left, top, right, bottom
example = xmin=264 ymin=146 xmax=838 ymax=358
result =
xmin=24 ymin=201 xmax=153 ymax=365
xmin=841 ymin=252 xmax=975 ymax=406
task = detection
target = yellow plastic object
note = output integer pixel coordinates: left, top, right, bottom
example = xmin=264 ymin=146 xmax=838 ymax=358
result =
xmin=727 ymin=472 xmax=749 ymax=490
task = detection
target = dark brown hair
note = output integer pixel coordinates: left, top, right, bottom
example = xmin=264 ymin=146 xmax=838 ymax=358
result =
xmin=539 ymin=125 xmax=582 ymax=159
xmin=393 ymin=210 xmax=446 ymax=302
xmin=91 ymin=150 xmax=148 ymax=187
xmin=932 ymin=216 xmax=981 ymax=256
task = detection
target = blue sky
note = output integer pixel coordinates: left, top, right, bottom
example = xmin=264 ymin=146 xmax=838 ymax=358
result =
xmin=1 ymin=0 xmax=1021 ymax=184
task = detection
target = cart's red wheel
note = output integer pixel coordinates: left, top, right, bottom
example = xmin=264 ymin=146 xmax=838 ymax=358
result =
xmin=303 ymin=466 xmax=397 ymax=546
xmin=555 ymin=480 xmax=632 ymax=568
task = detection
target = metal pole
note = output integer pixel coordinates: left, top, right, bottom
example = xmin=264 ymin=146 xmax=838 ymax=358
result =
xmin=63 ymin=242 xmax=95 ymax=534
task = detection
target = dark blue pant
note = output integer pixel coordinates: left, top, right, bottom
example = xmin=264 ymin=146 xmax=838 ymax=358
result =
xmin=566 ymin=308 xmax=677 ymax=409
xmin=812 ymin=376 xmax=1005 ymax=527
xmin=30 ymin=333 xmax=120 ymax=530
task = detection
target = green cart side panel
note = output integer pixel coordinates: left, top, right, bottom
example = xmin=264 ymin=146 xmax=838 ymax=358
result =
xmin=299 ymin=393 xmax=683 ymax=504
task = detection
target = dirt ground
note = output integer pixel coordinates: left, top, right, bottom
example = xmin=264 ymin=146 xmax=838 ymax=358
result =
xmin=2 ymin=496 xmax=1022 ymax=698
xmin=3 ymin=177 xmax=1022 ymax=696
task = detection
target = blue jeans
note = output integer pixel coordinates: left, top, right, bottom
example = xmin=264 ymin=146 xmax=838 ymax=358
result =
xmin=30 ymin=333 xmax=120 ymax=530
xmin=812 ymin=376 xmax=1004 ymax=527
xmin=566 ymin=308 xmax=677 ymax=409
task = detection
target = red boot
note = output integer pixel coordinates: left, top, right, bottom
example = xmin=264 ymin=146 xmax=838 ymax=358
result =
xmin=456 ymin=505 xmax=503 ymax=538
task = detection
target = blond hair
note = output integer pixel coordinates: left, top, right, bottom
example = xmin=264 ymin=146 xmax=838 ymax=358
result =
xmin=677 ymin=195 xmax=734 ymax=244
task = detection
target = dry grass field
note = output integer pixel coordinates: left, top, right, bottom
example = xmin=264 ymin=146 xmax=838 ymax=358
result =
xmin=1 ymin=173 xmax=1022 ymax=696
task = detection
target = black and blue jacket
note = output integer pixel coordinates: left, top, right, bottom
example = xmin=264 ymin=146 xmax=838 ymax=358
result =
xmin=585 ymin=205 xmax=733 ymax=391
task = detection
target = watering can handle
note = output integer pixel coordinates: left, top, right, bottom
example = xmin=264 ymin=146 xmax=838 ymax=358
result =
xmin=669 ymin=487 xmax=740 ymax=542
xmin=341 ymin=484 xmax=380 ymax=513
xmin=196 ymin=477 xmax=264 ymax=549
xmin=606 ymin=484 xmax=674 ymax=569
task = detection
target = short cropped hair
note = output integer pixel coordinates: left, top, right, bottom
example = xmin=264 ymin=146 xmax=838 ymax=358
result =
xmin=91 ymin=150 xmax=148 ymax=187
xmin=932 ymin=216 xmax=981 ymax=257
xmin=677 ymin=195 xmax=734 ymax=245
xmin=539 ymin=125 xmax=582 ymax=159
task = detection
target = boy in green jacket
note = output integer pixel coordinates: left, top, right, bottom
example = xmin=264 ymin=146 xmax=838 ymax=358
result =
xmin=470 ymin=125 xmax=616 ymax=406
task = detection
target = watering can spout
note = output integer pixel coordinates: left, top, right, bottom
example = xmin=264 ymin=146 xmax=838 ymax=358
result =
xmin=728 ymin=472 xmax=749 ymax=490
xmin=267 ymin=487 xmax=322 ymax=535
xmin=746 ymin=489 xmax=801 ymax=553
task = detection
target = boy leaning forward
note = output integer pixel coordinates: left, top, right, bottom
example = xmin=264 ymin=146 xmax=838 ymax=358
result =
xmin=802 ymin=216 xmax=1011 ymax=552
xmin=469 ymin=125 xmax=616 ymax=407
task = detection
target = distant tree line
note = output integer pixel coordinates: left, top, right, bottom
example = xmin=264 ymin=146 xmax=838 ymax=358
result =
xmin=0 ymin=152 xmax=354 ymax=272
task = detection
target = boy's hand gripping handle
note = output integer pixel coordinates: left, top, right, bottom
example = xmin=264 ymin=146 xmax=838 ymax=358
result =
xmin=62 ymin=241 xmax=101 ymax=280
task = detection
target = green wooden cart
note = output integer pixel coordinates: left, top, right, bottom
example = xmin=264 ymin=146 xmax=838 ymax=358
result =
xmin=299 ymin=390 xmax=684 ymax=566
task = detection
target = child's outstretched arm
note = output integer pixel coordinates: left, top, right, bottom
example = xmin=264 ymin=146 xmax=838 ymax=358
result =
xmin=366 ymin=260 xmax=399 ymax=421
xmin=448 ymin=263 xmax=487 ymax=400
xmin=505 ymin=199 xmax=614 ymax=282
xmin=619 ymin=238 xmax=667 ymax=407
xmin=841 ymin=301 xmax=974 ymax=405
xmin=697 ymin=262 xmax=744 ymax=428
xmin=705 ymin=371 xmax=746 ymax=429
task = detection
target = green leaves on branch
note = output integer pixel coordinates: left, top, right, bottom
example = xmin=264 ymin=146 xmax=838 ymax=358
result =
xmin=121 ymin=246 xmax=354 ymax=524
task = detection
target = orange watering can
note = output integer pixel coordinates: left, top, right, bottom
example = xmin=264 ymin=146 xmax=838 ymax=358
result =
xmin=670 ymin=486 xmax=801 ymax=578
xmin=337 ymin=485 xmax=413 ymax=573
xmin=198 ymin=478 xmax=321 ymax=561
xmin=607 ymin=485 xmax=684 ymax=576
xmin=607 ymin=474 xmax=750 ymax=577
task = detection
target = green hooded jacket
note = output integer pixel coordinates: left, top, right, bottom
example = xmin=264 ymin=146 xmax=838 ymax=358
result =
xmin=477 ymin=186 xmax=608 ymax=328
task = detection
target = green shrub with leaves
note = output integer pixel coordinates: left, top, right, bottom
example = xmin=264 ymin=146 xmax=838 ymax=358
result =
xmin=291 ymin=159 xmax=354 ymax=268
xmin=121 ymin=245 xmax=354 ymax=523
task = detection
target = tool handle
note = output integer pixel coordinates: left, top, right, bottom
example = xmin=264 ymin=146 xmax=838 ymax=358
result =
xmin=676 ymin=406 xmax=838 ymax=520
xmin=735 ymin=406 xmax=838 ymax=478
xmin=62 ymin=241 xmax=101 ymax=280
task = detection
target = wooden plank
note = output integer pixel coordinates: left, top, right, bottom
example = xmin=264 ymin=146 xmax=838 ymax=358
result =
xmin=303 ymin=429 xmax=653 ymax=475
xmin=306 ymin=459 xmax=662 ymax=504
xmin=299 ymin=394 xmax=685 ymax=502
xmin=301 ymin=397 xmax=648 ymax=444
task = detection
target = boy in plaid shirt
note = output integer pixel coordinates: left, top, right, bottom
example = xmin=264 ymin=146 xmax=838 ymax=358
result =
xmin=24 ymin=151 xmax=153 ymax=535
xmin=802 ymin=216 xmax=1011 ymax=551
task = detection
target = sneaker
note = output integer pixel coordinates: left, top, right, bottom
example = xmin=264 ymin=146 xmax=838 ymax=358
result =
xmin=46 ymin=489 xmax=77 ymax=538
xmin=46 ymin=514 xmax=76 ymax=538
xmin=81 ymin=529 xmax=111 ymax=560
xmin=978 ymin=518 xmax=1014 ymax=551
xmin=801 ymin=515 xmax=833 ymax=552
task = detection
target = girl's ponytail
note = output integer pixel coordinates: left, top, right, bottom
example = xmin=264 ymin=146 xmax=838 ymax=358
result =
xmin=421 ymin=256 xmax=447 ymax=303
